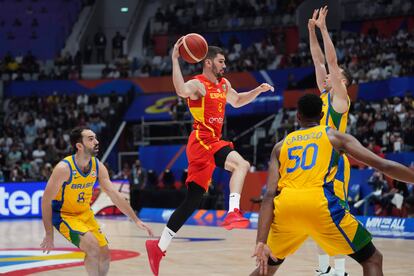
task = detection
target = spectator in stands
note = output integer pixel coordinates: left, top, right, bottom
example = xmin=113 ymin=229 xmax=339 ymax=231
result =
xmin=9 ymin=165 xmax=24 ymax=182
xmin=101 ymin=63 xmax=112 ymax=78
xmin=83 ymin=37 xmax=93 ymax=64
xmin=32 ymin=143 xmax=46 ymax=165
xmin=112 ymin=31 xmax=124 ymax=59
xmin=162 ymin=169 xmax=175 ymax=189
xmin=129 ymin=160 xmax=147 ymax=211
xmin=21 ymin=155 xmax=34 ymax=180
xmin=40 ymin=162 xmax=53 ymax=181
xmin=7 ymin=144 xmax=22 ymax=168
xmin=169 ymin=97 xmax=186 ymax=121
xmin=146 ymin=169 xmax=158 ymax=189
xmin=115 ymin=162 xmax=131 ymax=180
xmin=88 ymin=114 xmax=106 ymax=135
xmin=94 ymin=28 xmax=107 ymax=63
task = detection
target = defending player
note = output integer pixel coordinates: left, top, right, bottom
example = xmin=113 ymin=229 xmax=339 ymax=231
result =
xmin=309 ymin=6 xmax=353 ymax=275
xmin=41 ymin=127 xmax=153 ymax=276
xmin=251 ymin=94 xmax=414 ymax=276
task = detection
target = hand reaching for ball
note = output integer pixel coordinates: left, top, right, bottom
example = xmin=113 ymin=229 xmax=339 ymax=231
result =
xmin=171 ymin=33 xmax=208 ymax=63
xmin=172 ymin=37 xmax=184 ymax=60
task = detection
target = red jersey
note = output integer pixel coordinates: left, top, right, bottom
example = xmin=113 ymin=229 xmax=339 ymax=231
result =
xmin=187 ymin=74 xmax=228 ymax=143
xmin=185 ymin=74 xmax=233 ymax=190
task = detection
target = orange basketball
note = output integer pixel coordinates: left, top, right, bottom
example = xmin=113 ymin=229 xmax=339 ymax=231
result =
xmin=178 ymin=33 xmax=208 ymax=64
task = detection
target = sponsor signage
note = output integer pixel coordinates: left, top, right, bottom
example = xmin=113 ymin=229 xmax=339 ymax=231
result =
xmin=0 ymin=182 xmax=46 ymax=218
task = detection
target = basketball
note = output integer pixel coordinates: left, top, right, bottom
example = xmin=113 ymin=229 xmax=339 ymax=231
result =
xmin=178 ymin=33 xmax=208 ymax=64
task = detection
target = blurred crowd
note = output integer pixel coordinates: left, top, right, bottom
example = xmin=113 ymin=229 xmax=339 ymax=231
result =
xmin=150 ymin=0 xmax=302 ymax=35
xmin=0 ymin=92 xmax=127 ymax=182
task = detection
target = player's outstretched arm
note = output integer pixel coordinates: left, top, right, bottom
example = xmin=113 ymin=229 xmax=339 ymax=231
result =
xmin=226 ymin=79 xmax=274 ymax=108
xmin=97 ymin=162 xmax=154 ymax=237
xmin=40 ymin=161 xmax=70 ymax=253
xmin=308 ymin=8 xmax=327 ymax=92
xmin=328 ymin=129 xmax=414 ymax=184
xmin=171 ymin=37 xmax=204 ymax=99
xmin=317 ymin=6 xmax=348 ymax=113
xmin=252 ymin=142 xmax=281 ymax=274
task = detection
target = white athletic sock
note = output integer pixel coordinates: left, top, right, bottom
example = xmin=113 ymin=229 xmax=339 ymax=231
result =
xmin=228 ymin=193 xmax=240 ymax=212
xmin=334 ymin=258 xmax=346 ymax=275
xmin=158 ymin=226 xmax=176 ymax=252
xmin=318 ymin=254 xmax=330 ymax=272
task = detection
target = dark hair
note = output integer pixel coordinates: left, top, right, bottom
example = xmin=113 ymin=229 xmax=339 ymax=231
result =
xmin=204 ymin=46 xmax=225 ymax=61
xmin=70 ymin=127 xmax=89 ymax=152
xmin=298 ymin=94 xmax=323 ymax=119
xmin=340 ymin=66 xmax=353 ymax=88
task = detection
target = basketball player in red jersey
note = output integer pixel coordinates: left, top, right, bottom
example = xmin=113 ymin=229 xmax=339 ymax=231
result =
xmin=145 ymin=38 xmax=274 ymax=275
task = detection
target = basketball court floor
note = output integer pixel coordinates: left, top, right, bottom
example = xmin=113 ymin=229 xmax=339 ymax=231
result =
xmin=1 ymin=217 xmax=413 ymax=275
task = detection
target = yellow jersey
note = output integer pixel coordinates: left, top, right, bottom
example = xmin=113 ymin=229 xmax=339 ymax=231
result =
xmin=320 ymin=90 xmax=350 ymax=133
xmin=278 ymin=125 xmax=337 ymax=190
xmin=52 ymin=155 xmax=99 ymax=214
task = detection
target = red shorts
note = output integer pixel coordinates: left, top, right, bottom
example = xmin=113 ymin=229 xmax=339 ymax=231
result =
xmin=186 ymin=130 xmax=233 ymax=191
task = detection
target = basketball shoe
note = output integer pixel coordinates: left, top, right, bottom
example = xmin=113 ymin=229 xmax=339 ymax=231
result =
xmin=315 ymin=266 xmax=335 ymax=276
xmin=145 ymin=240 xmax=165 ymax=276
xmin=221 ymin=208 xmax=250 ymax=230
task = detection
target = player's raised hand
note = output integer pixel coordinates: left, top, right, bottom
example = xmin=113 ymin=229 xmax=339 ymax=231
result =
xmin=172 ymin=37 xmax=184 ymax=60
xmin=308 ymin=9 xmax=319 ymax=30
xmin=40 ymin=234 xmax=54 ymax=254
xmin=136 ymin=220 xmax=155 ymax=237
xmin=252 ymin=242 xmax=272 ymax=275
xmin=315 ymin=5 xmax=328 ymax=29
xmin=257 ymin=83 xmax=275 ymax=93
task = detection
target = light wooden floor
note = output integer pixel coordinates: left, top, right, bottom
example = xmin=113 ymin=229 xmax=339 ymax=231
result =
xmin=1 ymin=217 xmax=413 ymax=275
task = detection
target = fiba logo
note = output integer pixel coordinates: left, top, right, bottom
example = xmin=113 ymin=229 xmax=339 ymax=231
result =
xmin=208 ymin=117 xmax=223 ymax=124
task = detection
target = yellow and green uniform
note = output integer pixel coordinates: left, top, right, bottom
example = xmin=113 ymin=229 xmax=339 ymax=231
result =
xmin=52 ymin=155 xmax=107 ymax=247
xmin=267 ymin=126 xmax=371 ymax=258
xmin=320 ymin=90 xmax=351 ymax=208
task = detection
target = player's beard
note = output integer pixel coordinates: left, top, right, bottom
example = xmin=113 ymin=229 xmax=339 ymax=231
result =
xmin=86 ymin=146 xmax=99 ymax=156
xmin=212 ymin=63 xmax=224 ymax=80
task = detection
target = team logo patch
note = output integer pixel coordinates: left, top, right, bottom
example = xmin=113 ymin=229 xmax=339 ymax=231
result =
xmin=91 ymin=170 xmax=96 ymax=177
xmin=0 ymin=248 xmax=139 ymax=275
xmin=222 ymin=84 xmax=226 ymax=91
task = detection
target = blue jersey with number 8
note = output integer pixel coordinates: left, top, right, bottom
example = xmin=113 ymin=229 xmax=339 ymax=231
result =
xmin=278 ymin=125 xmax=337 ymax=190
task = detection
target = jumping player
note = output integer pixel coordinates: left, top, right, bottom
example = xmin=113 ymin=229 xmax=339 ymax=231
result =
xmin=41 ymin=127 xmax=154 ymax=276
xmin=251 ymin=94 xmax=414 ymax=276
xmin=309 ymin=6 xmax=353 ymax=275
xmin=145 ymin=38 xmax=274 ymax=275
